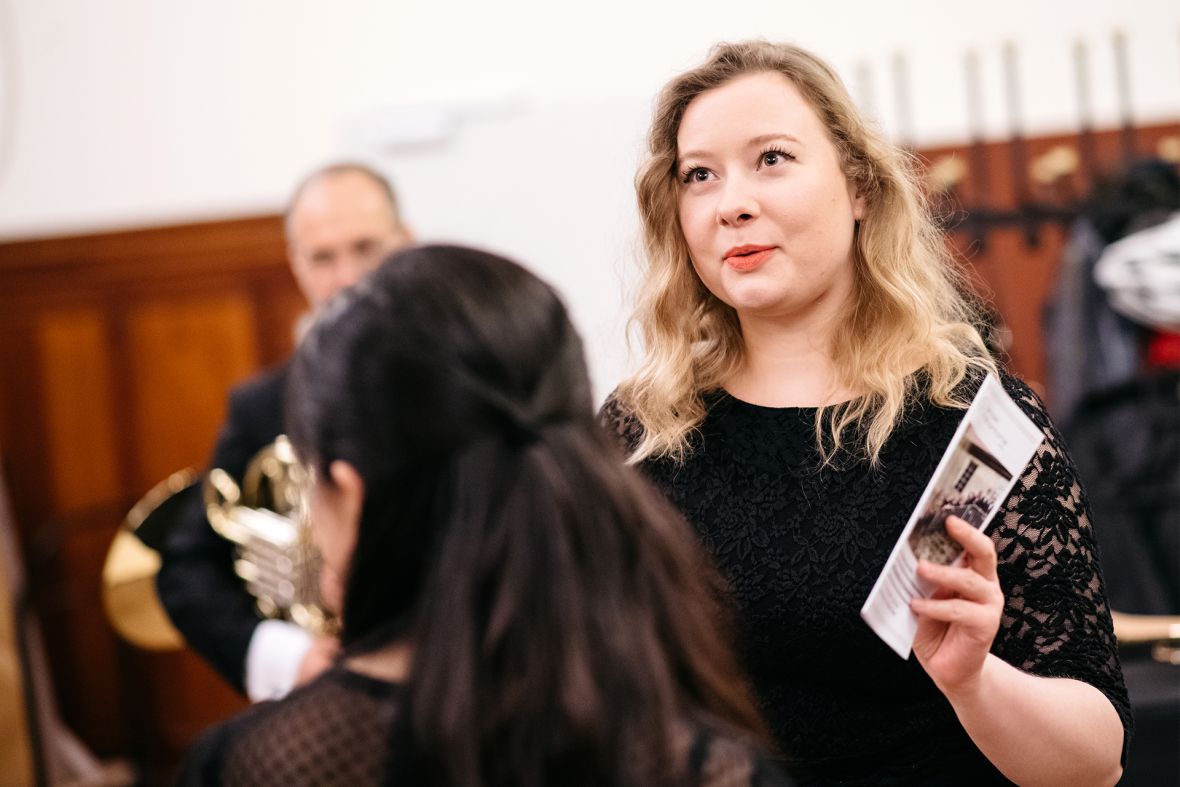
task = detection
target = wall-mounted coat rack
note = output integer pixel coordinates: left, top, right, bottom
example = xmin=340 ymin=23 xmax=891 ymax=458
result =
xmin=896 ymin=30 xmax=1180 ymax=251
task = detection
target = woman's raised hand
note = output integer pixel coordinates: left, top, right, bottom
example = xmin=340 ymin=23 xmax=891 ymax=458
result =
xmin=910 ymin=516 xmax=1004 ymax=699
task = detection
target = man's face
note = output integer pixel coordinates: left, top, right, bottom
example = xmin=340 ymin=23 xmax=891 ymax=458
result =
xmin=287 ymin=171 xmax=410 ymax=309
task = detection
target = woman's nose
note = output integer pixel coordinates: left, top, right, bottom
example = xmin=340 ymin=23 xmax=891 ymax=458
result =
xmin=716 ymin=177 xmax=758 ymax=226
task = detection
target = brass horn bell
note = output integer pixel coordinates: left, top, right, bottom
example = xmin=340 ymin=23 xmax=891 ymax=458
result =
xmin=102 ymin=469 xmax=195 ymax=651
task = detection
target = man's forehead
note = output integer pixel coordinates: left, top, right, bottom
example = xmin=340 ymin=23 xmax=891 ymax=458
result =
xmin=290 ymin=185 xmax=398 ymax=244
xmin=293 ymin=171 xmax=390 ymax=214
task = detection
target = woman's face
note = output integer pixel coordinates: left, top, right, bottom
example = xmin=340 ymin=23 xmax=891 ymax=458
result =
xmin=675 ymin=71 xmax=864 ymax=326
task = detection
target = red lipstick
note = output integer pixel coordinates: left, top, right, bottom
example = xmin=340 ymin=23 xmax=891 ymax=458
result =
xmin=723 ymin=244 xmax=775 ymax=272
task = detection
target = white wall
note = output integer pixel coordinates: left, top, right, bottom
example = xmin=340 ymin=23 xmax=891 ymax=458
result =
xmin=0 ymin=0 xmax=1177 ymax=396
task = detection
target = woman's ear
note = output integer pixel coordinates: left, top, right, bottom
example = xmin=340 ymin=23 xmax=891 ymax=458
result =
xmin=849 ymin=183 xmax=867 ymax=222
xmin=328 ymin=460 xmax=365 ymax=529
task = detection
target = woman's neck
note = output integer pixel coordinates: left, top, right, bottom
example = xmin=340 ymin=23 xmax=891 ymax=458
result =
xmin=725 ymin=314 xmax=855 ymax=407
xmin=345 ymin=641 xmax=413 ymax=682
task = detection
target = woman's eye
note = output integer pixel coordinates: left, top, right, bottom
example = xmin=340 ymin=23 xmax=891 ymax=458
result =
xmin=761 ymin=150 xmax=788 ymax=167
xmin=681 ymin=167 xmax=713 ymax=184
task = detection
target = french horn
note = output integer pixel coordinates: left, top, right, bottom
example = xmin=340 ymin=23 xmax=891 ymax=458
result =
xmin=203 ymin=435 xmax=334 ymax=636
xmin=102 ymin=436 xmax=335 ymax=650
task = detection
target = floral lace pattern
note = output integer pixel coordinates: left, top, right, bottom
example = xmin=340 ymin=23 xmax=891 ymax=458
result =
xmin=602 ymin=373 xmax=1131 ymax=784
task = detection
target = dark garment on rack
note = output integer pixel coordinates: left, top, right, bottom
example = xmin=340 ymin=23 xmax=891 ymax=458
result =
xmin=1044 ymin=219 xmax=1142 ymax=426
xmin=1070 ymin=369 xmax=1180 ymax=787
xmin=1043 ymin=159 xmax=1180 ymax=427
xmin=1070 ymin=369 xmax=1180 ymax=616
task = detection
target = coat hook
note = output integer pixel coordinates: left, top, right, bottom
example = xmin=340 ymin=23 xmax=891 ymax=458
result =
xmin=1157 ymin=136 xmax=1180 ymax=164
xmin=1030 ymin=145 xmax=1080 ymax=185
xmin=928 ymin=155 xmax=969 ymax=192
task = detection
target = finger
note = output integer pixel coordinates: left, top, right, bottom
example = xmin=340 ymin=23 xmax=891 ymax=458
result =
xmin=917 ymin=560 xmax=1001 ymax=604
xmin=910 ymin=596 xmax=997 ymax=633
xmin=944 ymin=516 xmax=998 ymax=580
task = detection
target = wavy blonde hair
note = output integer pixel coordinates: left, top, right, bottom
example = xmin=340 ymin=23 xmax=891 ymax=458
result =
xmin=620 ymin=40 xmax=996 ymax=465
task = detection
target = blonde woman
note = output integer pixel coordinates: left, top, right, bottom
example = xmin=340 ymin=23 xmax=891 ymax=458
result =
xmin=604 ymin=41 xmax=1129 ymax=786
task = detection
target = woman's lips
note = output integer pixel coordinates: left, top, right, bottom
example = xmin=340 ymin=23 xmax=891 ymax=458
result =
xmin=724 ymin=245 xmax=775 ymax=272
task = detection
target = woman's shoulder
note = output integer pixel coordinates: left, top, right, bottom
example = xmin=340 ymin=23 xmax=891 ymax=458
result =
xmin=951 ymin=367 xmax=1056 ymax=434
xmin=174 ymin=692 xmax=278 ymax=785
xmin=598 ymin=386 xmax=632 ymax=425
xmin=928 ymin=366 xmax=1050 ymax=420
xmin=598 ymin=385 xmax=728 ymax=463
xmin=598 ymin=387 xmax=645 ymax=454
xmin=212 ymin=668 xmax=400 ymax=784
xmin=995 ymin=371 xmax=1055 ymax=428
xmin=687 ymin=723 xmax=793 ymax=787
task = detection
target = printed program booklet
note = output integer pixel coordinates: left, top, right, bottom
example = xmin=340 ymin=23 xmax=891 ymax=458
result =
xmin=860 ymin=373 xmax=1044 ymax=658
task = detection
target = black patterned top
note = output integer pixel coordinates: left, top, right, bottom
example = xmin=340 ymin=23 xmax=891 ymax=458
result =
xmin=602 ymin=372 xmax=1131 ymax=786
xmin=175 ymin=665 xmax=794 ymax=786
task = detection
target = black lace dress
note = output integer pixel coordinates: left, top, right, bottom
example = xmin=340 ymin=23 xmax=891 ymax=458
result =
xmin=175 ymin=665 xmax=794 ymax=786
xmin=603 ymin=372 xmax=1131 ymax=786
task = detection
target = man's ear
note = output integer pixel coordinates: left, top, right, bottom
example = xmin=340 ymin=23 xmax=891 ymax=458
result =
xmin=395 ymin=224 xmax=415 ymax=247
xmin=328 ymin=460 xmax=365 ymax=527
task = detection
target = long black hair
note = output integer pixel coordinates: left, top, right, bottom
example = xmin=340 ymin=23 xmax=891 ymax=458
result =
xmin=287 ymin=244 xmax=766 ymax=786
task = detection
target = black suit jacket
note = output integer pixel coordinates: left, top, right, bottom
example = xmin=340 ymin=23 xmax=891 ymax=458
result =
xmin=157 ymin=362 xmax=289 ymax=692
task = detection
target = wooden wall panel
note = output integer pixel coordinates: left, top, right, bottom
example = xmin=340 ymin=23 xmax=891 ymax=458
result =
xmin=37 ymin=513 xmax=132 ymax=755
xmin=250 ymin=283 xmax=308 ymax=366
xmin=35 ymin=310 xmax=123 ymax=513
xmin=125 ymin=294 xmax=261 ymax=491
xmin=0 ymin=322 xmax=52 ymax=556
xmin=0 ymin=214 xmax=297 ymax=782
xmin=950 ymin=226 xmax=1069 ymax=390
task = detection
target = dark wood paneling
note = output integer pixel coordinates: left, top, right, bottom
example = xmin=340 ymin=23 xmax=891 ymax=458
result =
xmin=0 ymin=214 xmax=297 ymax=781
xmin=35 ymin=309 xmax=124 ymax=512
xmin=0 ymin=320 xmax=52 ymax=553
xmin=123 ymin=293 xmax=261 ymax=490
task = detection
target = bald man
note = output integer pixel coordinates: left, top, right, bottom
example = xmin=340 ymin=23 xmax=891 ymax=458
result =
xmin=157 ymin=164 xmax=412 ymax=701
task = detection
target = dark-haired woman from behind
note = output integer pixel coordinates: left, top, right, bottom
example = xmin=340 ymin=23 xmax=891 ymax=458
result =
xmin=176 ymin=244 xmax=791 ymax=787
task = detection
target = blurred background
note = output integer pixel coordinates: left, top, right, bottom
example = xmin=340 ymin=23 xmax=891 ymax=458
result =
xmin=0 ymin=0 xmax=1176 ymax=784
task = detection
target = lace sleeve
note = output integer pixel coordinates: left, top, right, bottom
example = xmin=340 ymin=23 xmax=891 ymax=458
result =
xmin=598 ymin=389 xmax=644 ymax=457
xmin=990 ymin=375 xmax=1133 ymax=756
